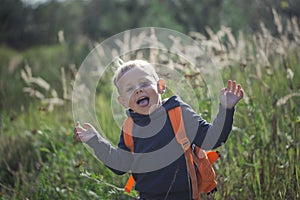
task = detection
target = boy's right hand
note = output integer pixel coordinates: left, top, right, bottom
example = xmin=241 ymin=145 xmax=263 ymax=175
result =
xmin=74 ymin=122 xmax=97 ymax=142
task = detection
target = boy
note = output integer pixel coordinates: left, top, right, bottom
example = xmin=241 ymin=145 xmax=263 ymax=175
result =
xmin=74 ymin=60 xmax=243 ymax=200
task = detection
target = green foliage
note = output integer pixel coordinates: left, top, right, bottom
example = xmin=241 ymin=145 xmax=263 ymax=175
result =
xmin=1 ymin=5 xmax=300 ymax=199
xmin=213 ymin=50 xmax=300 ymax=200
xmin=0 ymin=106 xmax=134 ymax=200
xmin=2 ymin=0 xmax=300 ymax=49
xmin=2 ymin=43 xmax=299 ymax=199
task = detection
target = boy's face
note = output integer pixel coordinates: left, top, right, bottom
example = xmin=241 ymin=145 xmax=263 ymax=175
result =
xmin=116 ymin=67 xmax=165 ymax=115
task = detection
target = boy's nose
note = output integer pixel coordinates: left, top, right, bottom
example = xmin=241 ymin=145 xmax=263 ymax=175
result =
xmin=135 ymin=88 xmax=143 ymax=94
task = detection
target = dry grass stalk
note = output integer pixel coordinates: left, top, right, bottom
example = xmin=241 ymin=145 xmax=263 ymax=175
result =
xmin=286 ymin=68 xmax=294 ymax=80
xmin=291 ymin=17 xmax=300 ymax=38
xmin=21 ymin=63 xmax=66 ymax=111
xmin=276 ymin=93 xmax=300 ymax=106
xmin=22 ymin=87 xmax=45 ymax=99
xmin=272 ymin=8 xmax=283 ymax=34
xmin=21 ymin=63 xmax=50 ymax=91
xmin=8 ymin=55 xmax=22 ymax=74
xmin=61 ymin=67 xmax=69 ymax=100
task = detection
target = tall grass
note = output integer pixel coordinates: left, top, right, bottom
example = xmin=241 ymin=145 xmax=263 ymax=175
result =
xmin=1 ymin=9 xmax=299 ymax=199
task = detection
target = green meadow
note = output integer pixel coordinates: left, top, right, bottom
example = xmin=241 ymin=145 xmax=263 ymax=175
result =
xmin=1 ymin=13 xmax=299 ymax=200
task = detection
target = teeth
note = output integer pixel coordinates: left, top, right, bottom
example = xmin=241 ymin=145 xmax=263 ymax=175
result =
xmin=137 ymin=96 xmax=147 ymax=101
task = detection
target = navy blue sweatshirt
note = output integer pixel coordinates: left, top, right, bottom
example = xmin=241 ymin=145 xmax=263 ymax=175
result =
xmin=86 ymin=96 xmax=235 ymax=200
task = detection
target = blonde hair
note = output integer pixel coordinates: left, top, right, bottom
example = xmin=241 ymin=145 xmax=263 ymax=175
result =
xmin=113 ymin=60 xmax=159 ymax=88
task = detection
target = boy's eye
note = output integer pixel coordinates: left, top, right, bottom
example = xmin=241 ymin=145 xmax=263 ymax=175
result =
xmin=126 ymin=87 xmax=134 ymax=92
xmin=140 ymin=82 xmax=150 ymax=87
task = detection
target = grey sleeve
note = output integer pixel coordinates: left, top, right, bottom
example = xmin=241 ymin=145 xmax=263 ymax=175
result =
xmin=86 ymin=135 xmax=133 ymax=174
xmin=182 ymin=104 xmax=235 ymax=150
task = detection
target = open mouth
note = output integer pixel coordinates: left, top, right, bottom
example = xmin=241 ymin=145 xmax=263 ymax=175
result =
xmin=136 ymin=96 xmax=150 ymax=107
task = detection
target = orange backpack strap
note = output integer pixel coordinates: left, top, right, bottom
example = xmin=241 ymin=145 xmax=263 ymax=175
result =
xmin=168 ymin=106 xmax=220 ymax=199
xmin=123 ymin=117 xmax=135 ymax=193
xmin=123 ymin=117 xmax=134 ymax=153
xmin=168 ymin=107 xmax=200 ymax=200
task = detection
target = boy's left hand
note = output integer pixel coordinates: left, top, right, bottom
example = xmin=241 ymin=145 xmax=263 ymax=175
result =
xmin=220 ymin=80 xmax=244 ymax=109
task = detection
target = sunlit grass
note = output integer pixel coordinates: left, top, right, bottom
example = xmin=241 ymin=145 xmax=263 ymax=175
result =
xmin=1 ymin=10 xmax=300 ymax=199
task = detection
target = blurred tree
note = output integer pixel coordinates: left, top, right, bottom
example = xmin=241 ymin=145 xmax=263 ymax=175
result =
xmin=169 ymin=0 xmax=223 ymax=33
xmin=136 ymin=0 xmax=184 ymax=32
xmin=0 ymin=0 xmax=299 ymax=49
xmin=219 ymin=0 xmax=248 ymax=34
xmin=81 ymin=0 xmax=127 ymax=40
xmin=32 ymin=0 xmax=86 ymax=43
xmin=0 ymin=0 xmax=86 ymax=49
xmin=0 ymin=0 xmax=29 ymax=49
xmin=81 ymin=0 xmax=184 ymax=41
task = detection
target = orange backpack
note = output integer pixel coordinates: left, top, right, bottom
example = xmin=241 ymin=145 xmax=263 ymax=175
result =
xmin=123 ymin=106 xmax=220 ymax=200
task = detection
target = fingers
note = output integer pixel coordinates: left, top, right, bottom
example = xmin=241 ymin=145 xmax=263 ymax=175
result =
xmin=73 ymin=129 xmax=81 ymax=141
xmin=232 ymin=81 xmax=236 ymax=93
xmin=83 ymin=123 xmax=93 ymax=130
xmin=226 ymin=80 xmax=237 ymax=93
xmin=74 ymin=121 xmax=85 ymax=142
xmin=226 ymin=80 xmax=243 ymax=96
xmin=76 ymin=126 xmax=86 ymax=133
xmin=236 ymin=84 xmax=242 ymax=97
xmin=227 ymin=80 xmax=236 ymax=93
xmin=226 ymin=80 xmax=232 ymax=91
xmin=74 ymin=122 xmax=84 ymax=131
xmin=73 ymin=132 xmax=81 ymax=142
xmin=238 ymin=87 xmax=244 ymax=98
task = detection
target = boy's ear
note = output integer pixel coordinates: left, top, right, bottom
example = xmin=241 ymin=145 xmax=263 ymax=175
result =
xmin=118 ymin=96 xmax=129 ymax=108
xmin=157 ymin=79 xmax=166 ymax=94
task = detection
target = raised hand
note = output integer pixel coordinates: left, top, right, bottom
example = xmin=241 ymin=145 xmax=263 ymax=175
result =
xmin=74 ymin=122 xmax=97 ymax=142
xmin=220 ymin=80 xmax=244 ymax=109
